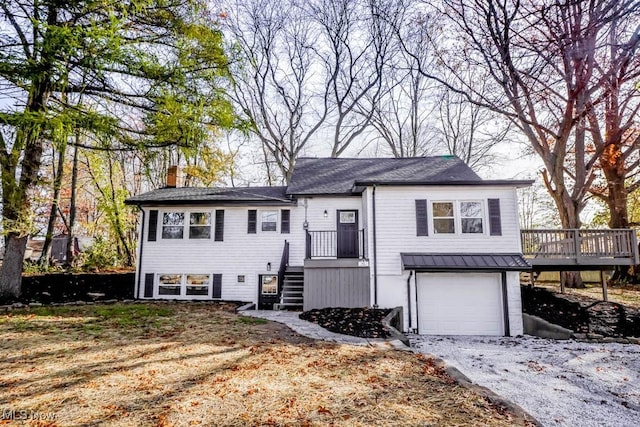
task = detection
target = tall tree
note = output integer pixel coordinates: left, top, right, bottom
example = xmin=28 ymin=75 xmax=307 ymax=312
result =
xmin=424 ymin=0 xmax=640 ymax=231
xmin=0 ymin=0 xmax=235 ymax=299
xmin=223 ymin=0 xmax=329 ymax=183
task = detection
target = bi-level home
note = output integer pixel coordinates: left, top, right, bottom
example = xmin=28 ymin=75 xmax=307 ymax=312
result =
xmin=126 ymin=157 xmax=532 ymax=336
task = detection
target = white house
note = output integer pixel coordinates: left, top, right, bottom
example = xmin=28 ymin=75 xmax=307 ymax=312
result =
xmin=126 ymin=156 xmax=532 ymax=336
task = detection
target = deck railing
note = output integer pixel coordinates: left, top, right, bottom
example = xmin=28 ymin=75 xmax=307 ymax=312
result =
xmin=305 ymin=229 xmax=366 ymax=259
xmin=521 ymin=229 xmax=639 ymax=266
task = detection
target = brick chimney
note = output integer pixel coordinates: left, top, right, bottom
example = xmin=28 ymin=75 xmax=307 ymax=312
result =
xmin=166 ymin=165 xmax=181 ymax=188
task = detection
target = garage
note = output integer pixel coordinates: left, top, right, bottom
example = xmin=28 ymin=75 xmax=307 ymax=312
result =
xmin=417 ymin=273 xmax=504 ymax=335
xmin=401 ymin=253 xmax=531 ymax=336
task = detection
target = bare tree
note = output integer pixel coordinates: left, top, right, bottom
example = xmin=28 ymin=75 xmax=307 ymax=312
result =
xmin=368 ymin=2 xmax=440 ymax=158
xmin=223 ymin=0 xmax=329 ymax=183
xmin=434 ymin=74 xmax=512 ymax=171
xmin=310 ymin=0 xmax=390 ymax=157
xmin=405 ymin=0 xmax=640 ymax=233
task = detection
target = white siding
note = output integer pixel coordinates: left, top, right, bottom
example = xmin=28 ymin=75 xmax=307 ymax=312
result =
xmin=372 ymin=186 xmax=521 ymax=276
xmin=377 ymin=271 xmax=523 ymax=335
xmin=302 ymin=196 xmax=364 ymax=231
xmin=137 ymin=204 xmax=304 ymax=303
xmin=369 ymin=185 xmax=524 ymax=334
xmin=136 ymin=197 xmax=364 ymax=303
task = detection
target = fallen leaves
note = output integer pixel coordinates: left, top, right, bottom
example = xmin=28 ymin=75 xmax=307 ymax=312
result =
xmin=0 ymin=303 xmax=528 ymax=426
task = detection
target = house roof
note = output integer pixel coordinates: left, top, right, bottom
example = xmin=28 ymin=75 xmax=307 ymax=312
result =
xmin=286 ymin=156 xmax=530 ymax=195
xmin=401 ymin=253 xmax=531 ymax=272
xmin=125 ymin=186 xmax=293 ymax=206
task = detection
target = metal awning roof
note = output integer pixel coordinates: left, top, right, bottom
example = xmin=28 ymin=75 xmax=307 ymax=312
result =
xmin=401 ymin=253 xmax=531 ymax=272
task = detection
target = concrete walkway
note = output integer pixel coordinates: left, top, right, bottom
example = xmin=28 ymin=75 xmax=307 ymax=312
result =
xmin=240 ymin=310 xmax=407 ymax=349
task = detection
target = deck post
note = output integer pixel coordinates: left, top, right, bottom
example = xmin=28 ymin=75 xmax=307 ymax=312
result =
xmin=601 ymin=270 xmax=608 ymax=302
xmin=559 ymin=271 xmax=565 ymax=294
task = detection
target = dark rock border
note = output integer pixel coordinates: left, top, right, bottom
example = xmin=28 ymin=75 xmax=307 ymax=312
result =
xmin=521 ymin=285 xmax=640 ymax=342
xmin=300 ymin=307 xmax=393 ymax=339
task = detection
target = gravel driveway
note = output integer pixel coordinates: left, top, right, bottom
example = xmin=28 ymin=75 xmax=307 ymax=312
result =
xmin=410 ymin=335 xmax=640 ymax=427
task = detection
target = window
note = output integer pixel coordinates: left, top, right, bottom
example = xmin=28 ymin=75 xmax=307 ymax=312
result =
xmin=162 ymin=212 xmax=184 ymax=239
xmin=339 ymin=211 xmax=356 ymax=223
xmin=261 ymin=275 xmax=278 ymax=295
xmin=460 ymin=201 xmax=483 ymax=234
xmin=431 ymin=201 xmax=485 ymax=235
xmin=158 ymin=274 xmax=181 ymax=295
xmin=158 ymin=273 xmax=212 ymax=298
xmin=432 ymin=202 xmax=455 ymax=234
xmin=189 ymin=212 xmax=211 ymax=239
xmin=186 ymin=274 xmax=210 ymax=296
xmin=261 ymin=210 xmax=277 ymax=231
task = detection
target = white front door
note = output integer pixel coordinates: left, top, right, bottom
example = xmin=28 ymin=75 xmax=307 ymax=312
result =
xmin=417 ymin=273 xmax=504 ymax=335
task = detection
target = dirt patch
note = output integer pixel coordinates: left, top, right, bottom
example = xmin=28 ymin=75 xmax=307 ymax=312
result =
xmin=0 ymin=303 xmax=529 ymax=426
xmin=300 ymin=307 xmax=392 ymax=338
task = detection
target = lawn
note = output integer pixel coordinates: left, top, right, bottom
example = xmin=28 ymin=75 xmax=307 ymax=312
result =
xmin=0 ymin=303 xmax=530 ymax=426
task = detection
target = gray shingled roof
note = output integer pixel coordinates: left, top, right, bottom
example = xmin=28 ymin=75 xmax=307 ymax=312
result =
xmin=286 ymin=156 xmax=482 ymax=195
xmin=401 ymin=253 xmax=531 ymax=271
xmin=125 ymin=186 xmax=292 ymax=205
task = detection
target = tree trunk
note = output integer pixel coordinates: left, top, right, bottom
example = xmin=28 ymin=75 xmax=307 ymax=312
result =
xmin=0 ymin=235 xmax=28 ymax=301
xmin=41 ymin=144 xmax=67 ymax=266
xmin=0 ymin=3 xmax=57 ymax=297
xmin=66 ymin=143 xmax=79 ymax=265
xmin=542 ymin=175 xmax=585 ymax=288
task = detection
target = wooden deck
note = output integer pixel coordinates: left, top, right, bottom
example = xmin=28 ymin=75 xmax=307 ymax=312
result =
xmin=521 ymin=229 xmax=639 ymax=270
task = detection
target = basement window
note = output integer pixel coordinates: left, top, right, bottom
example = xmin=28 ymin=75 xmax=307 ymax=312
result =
xmin=186 ymin=274 xmax=210 ymax=296
xmin=158 ymin=274 xmax=181 ymax=295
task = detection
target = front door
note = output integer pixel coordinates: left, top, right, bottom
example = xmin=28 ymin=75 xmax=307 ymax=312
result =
xmin=258 ymin=274 xmax=279 ymax=309
xmin=337 ymin=210 xmax=359 ymax=258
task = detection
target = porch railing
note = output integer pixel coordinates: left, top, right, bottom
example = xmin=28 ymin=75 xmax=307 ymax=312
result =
xmin=521 ymin=229 xmax=639 ymax=266
xmin=305 ymin=229 xmax=366 ymax=259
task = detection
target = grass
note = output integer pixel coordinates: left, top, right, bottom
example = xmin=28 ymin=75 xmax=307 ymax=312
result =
xmin=0 ymin=303 xmax=532 ymax=426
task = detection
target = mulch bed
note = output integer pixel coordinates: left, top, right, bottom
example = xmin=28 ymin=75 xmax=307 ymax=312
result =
xmin=299 ymin=307 xmax=392 ymax=338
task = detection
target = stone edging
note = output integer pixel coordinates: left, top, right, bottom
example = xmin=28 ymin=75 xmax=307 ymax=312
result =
xmin=382 ymin=307 xmax=411 ymax=346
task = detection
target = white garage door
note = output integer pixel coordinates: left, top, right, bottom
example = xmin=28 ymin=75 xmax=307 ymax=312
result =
xmin=417 ymin=273 xmax=504 ymax=335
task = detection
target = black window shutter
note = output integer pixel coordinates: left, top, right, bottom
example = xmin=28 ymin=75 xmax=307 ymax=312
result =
xmin=214 ymin=210 xmax=224 ymax=241
xmin=148 ymin=210 xmax=158 ymax=241
xmin=281 ymin=209 xmax=290 ymax=234
xmin=212 ymin=274 xmax=222 ymax=298
xmin=144 ymin=273 xmax=154 ymax=298
xmin=415 ymin=200 xmax=428 ymax=236
xmin=248 ymin=210 xmax=257 ymax=234
xmin=488 ymin=198 xmax=502 ymax=236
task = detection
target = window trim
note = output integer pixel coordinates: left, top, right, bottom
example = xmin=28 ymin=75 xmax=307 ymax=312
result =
xmin=160 ymin=210 xmax=213 ymax=240
xmin=432 ymin=201 xmax=456 ymax=235
xmin=429 ymin=200 xmax=486 ymax=237
xmin=156 ymin=273 xmax=213 ymax=299
xmin=260 ymin=210 xmax=278 ymax=232
xmin=161 ymin=212 xmax=185 ymax=239
xmin=189 ymin=212 xmax=212 ymax=239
